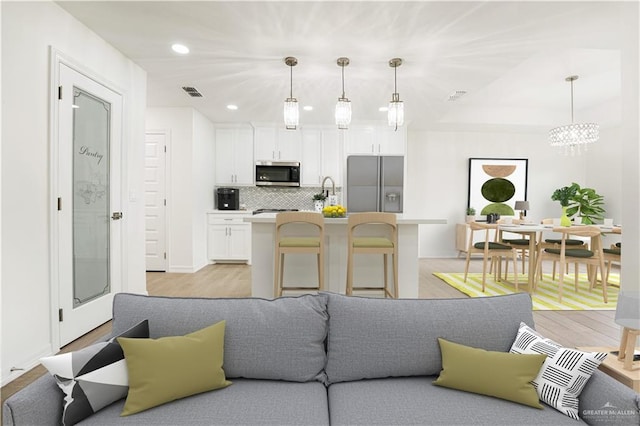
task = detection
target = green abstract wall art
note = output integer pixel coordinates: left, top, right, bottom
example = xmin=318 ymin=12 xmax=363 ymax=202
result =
xmin=467 ymin=158 xmax=528 ymax=217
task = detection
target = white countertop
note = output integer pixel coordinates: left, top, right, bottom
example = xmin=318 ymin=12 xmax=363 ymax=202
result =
xmin=207 ymin=210 xmax=253 ymax=214
xmin=245 ymin=213 xmax=447 ymax=225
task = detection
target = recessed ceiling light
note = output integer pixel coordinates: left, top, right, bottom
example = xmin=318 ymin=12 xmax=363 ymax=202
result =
xmin=226 ymin=104 xmax=238 ymax=110
xmin=303 ymin=106 xmax=313 ymax=111
xmin=171 ymin=43 xmax=189 ymax=54
xmin=379 ymin=106 xmax=388 ymax=112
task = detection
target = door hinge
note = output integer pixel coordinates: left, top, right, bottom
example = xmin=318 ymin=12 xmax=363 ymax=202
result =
xmin=164 ymin=199 xmax=167 ymax=206
xmin=58 ymin=86 xmax=63 ymax=100
xmin=58 ymin=308 xmax=63 ymax=322
xmin=57 ymin=197 xmax=62 ymax=211
xmin=164 ymin=145 xmax=167 ymax=153
xmin=163 ymin=252 xmax=166 ymax=260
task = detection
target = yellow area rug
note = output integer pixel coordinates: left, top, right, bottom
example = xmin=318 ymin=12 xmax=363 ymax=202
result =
xmin=433 ymin=272 xmax=619 ymax=311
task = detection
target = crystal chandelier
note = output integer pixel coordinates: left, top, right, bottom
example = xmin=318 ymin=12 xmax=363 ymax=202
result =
xmin=548 ymin=75 xmax=599 ymax=155
xmin=335 ymin=57 xmax=351 ymax=130
xmin=283 ymin=57 xmax=299 ymax=130
xmin=388 ymin=58 xmax=404 ymax=131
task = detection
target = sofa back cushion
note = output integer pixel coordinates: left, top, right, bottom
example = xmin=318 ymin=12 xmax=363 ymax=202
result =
xmin=324 ymin=292 xmax=534 ymax=384
xmin=112 ymin=293 xmax=328 ymax=383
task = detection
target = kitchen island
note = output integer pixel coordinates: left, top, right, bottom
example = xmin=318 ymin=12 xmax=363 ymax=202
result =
xmin=245 ymin=214 xmax=447 ymax=298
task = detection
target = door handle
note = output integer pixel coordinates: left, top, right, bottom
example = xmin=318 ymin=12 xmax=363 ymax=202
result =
xmin=111 ymin=212 xmax=123 ymax=220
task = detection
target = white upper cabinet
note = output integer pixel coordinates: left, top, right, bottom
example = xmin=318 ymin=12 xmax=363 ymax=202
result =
xmin=215 ymin=127 xmax=254 ymax=185
xmin=301 ymin=128 xmax=342 ymax=186
xmin=254 ymin=126 xmax=301 ymax=161
xmin=345 ymin=125 xmax=406 ymax=155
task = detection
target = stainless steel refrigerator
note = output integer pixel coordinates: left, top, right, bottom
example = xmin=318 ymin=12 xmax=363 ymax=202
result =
xmin=346 ymin=155 xmax=404 ymax=213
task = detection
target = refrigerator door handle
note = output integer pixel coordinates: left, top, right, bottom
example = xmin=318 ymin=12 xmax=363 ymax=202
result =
xmin=377 ymin=158 xmax=383 ymax=212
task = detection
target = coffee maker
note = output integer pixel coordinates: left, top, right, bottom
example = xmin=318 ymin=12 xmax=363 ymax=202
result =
xmin=216 ymin=188 xmax=239 ymax=210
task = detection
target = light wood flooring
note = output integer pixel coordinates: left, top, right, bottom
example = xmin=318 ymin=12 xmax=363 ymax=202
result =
xmin=1 ymin=257 xmax=620 ymax=405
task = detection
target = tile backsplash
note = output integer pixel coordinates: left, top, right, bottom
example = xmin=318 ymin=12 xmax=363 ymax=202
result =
xmin=216 ymin=186 xmax=343 ymax=211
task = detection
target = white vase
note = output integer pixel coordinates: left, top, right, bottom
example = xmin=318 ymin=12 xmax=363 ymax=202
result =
xmin=314 ymin=201 xmax=324 ymax=212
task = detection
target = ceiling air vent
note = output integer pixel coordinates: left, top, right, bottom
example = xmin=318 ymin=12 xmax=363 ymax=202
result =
xmin=182 ymin=86 xmax=203 ymax=98
xmin=447 ymin=90 xmax=467 ymax=101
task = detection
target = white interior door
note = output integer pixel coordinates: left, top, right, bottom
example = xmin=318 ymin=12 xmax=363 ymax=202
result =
xmin=145 ymin=132 xmax=167 ymax=271
xmin=57 ymin=62 xmax=123 ymax=346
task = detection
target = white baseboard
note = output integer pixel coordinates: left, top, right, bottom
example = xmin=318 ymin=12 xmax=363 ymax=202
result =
xmin=1 ymin=343 xmax=53 ymax=386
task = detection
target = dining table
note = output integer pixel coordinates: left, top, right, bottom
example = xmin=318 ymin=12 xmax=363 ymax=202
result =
xmin=498 ymin=223 xmax=622 ymax=292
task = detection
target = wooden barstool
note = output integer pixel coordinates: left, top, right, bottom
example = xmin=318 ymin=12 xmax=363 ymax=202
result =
xmin=273 ymin=212 xmax=325 ymax=297
xmin=346 ymin=212 xmax=398 ymax=298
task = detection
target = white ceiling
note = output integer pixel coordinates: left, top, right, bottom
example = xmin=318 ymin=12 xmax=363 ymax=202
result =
xmin=56 ymin=1 xmax=628 ymax=130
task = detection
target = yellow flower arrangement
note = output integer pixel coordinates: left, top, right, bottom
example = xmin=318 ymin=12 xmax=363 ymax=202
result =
xmin=322 ymin=204 xmax=347 ymax=218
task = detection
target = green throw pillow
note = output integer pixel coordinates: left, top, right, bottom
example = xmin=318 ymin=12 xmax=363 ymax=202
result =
xmin=118 ymin=320 xmax=231 ymax=416
xmin=433 ymin=338 xmax=546 ymax=409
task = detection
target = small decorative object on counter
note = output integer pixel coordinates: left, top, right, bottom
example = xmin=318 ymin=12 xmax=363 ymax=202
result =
xmin=466 ymin=207 xmax=476 ymax=223
xmin=323 ymin=205 xmax=347 ymax=218
xmin=312 ymin=193 xmax=327 ymax=212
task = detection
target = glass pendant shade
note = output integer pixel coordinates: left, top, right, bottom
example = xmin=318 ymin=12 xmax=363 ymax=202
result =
xmin=283 ymin=57 xmax=298 ymax=130
xmin=549 ymin=75 xmax=599 ymax=155
xmin=388 ymin=58 xmax=404 ymax=130
xmin=335 ymin=98 xmax=351 ymax=130
xmin=284 ymin=98 xmax=299 ymax=130
xmin=335 ymin=57 xmax=351 ymax=129
xmin=388 ymin=93 xmax=404 ymax=127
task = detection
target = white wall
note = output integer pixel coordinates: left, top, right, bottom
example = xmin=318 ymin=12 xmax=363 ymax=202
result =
xmin=145 ymin=107 xmax=215 ymax=273
xmin=146 ymin=108 xmax=194 ymax=272
xmin=1 ymin=1 xmax=147 ymax=384
xmin=405 ymin=128 xmax=628 ymax=257
xmin=192 ymin=110 xmax=216 ymax=271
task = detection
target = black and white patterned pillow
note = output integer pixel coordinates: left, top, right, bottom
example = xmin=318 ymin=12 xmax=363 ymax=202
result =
xmin=41 ymin=320 xmax=149 ymax=426
xmin=509 ymin=322 xmax=607 ymax=420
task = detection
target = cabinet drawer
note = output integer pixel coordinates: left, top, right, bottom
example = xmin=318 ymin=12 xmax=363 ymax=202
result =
xmin=207 ymin=212 xmax=251 ymax=225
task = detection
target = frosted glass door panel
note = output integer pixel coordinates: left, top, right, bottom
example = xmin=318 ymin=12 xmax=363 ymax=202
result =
xmin=72 ymin=87 xmax=110 ymax=307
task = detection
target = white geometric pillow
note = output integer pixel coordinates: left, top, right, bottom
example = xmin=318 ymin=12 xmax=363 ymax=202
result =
xmin=40 ymin=320 xmax=148 ymax=426
xmin=509 ymin=322 xmax=607 ymax=420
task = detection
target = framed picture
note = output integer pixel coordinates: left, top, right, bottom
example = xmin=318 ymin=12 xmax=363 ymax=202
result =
xmin=467 ymin=158 xmax=528 ymax=216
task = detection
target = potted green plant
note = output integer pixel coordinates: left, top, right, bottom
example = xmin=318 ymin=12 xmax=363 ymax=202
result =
xmin=465 ymin=207 xmax=476 ymax=223
xmin=551 ymin=183 xmax=578 ymax=226
xmin=312 ymin=193 xmax=326 ymax=212
xmin=566 ymin=184 xmax=605 ymax=224
xmin=551 ymin=182 xmax=606 ymax=225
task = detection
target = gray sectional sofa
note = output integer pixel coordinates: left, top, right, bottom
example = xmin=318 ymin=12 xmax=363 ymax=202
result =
xmin=3 ymin=292 xmax=639 ymax=425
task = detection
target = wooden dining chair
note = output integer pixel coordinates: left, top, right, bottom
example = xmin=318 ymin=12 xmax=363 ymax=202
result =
xmin=498 ymin=218 xmax=530 ymax=275
xmin=534 ymin=226 xmax=608 ymax=303
xmin=536 ymin=218 xmax=587 ymax=280
xmin=464 ymin=221 xmax=519 ymax=292
xmin=602 ymin=242 xmax=621 ymax=287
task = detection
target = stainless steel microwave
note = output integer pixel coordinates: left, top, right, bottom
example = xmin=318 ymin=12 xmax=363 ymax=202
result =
xmin=255 ymin=161 xmax=300 ymax=187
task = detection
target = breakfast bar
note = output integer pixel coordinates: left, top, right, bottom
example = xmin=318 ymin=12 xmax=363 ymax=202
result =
xmin=245 ymin=214 xmax=447 ymax=298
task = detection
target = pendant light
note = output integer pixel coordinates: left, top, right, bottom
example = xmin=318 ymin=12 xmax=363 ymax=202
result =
xmin=388 ymin=58 xmax=404 ymax=131
xmin=548 ymin=75 xmax=599 ymax=155
xmin=283 ymin=56 xmax=299 ymax=130
xmin=335 ymin=57 xmax=351 ymax=130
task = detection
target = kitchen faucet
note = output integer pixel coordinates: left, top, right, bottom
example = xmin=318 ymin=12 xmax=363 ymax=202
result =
xmin=321 ymin=176 xmax=336 ymax=195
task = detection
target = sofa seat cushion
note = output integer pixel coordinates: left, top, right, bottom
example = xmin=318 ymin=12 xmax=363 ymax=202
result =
xmin=328 ymin=377 xmax=583 ymax=425
xmin=78 ymin=379 xmax=329 ymax=425
xmin=111 ymin=293 xmax=328 ymax=383
xmin=325 ymin=292 xmax=535 ymax=384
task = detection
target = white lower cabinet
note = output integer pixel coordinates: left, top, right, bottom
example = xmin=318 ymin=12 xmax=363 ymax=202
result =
xmin=207 ymin=212 xmax=251 ymax=263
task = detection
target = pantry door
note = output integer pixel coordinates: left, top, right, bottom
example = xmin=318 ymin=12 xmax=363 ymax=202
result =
xmin=56 ymin=61 xmax=123 ymax=345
